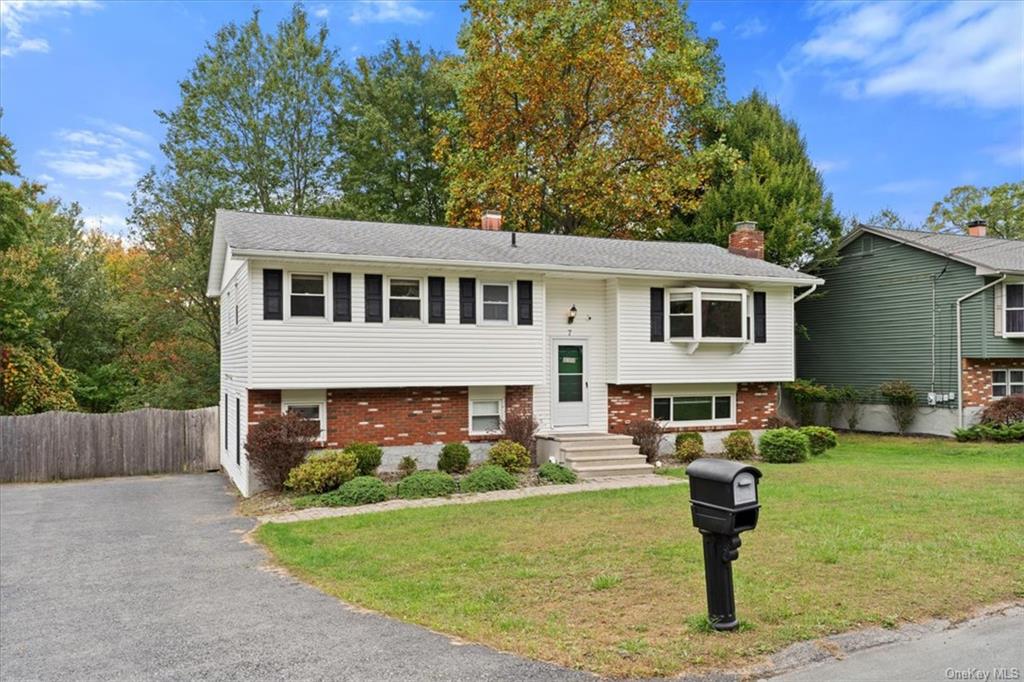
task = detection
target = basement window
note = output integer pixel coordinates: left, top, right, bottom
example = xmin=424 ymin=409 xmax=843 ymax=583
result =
xmin=993 ymin=369 xmax=1024 ymax=397
xmin=652 ymin=393 xmax=734 ymax=426
xmin=470 ymin=399 xmax=503 ymax=434
xmin=282 ymin=390 xmax=327 ymax=440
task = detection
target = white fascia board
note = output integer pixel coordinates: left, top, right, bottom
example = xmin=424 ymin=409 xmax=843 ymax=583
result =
xmin=231 ymin=248 xmax=824 ymax=287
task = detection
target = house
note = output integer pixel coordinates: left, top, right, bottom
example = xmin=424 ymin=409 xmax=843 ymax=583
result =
xmin=206 ymin=210 xmax=822 ymax=496
xmin=796 ymin=221 xmax=1023 ymax=436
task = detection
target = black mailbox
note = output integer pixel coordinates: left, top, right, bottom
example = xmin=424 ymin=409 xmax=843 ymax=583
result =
xmin=685 ymin=458 xmax=763 ymax=631
xmin=687 ymin=458 xmax=762 ymax=535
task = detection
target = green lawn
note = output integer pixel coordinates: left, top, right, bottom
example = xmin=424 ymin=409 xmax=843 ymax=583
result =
xmin=256 ymin=435 xmax=1023 ymax=678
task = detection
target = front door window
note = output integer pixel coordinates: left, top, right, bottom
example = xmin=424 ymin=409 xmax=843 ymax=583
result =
xmin=558 ymin=345 xmax=584 ymax=402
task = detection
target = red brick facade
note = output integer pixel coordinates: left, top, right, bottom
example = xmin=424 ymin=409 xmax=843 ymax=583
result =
xmin=962 ymin=357 xmax=1024 ymax=407
xmin=246 ymin=385 xmax=537 ymax=448
xmin=607 ymin=383 xmax=779 ymax=434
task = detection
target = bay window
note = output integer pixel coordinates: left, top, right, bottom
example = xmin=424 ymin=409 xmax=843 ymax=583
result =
xmin=667 ymin=287 xmax=748 ymax=343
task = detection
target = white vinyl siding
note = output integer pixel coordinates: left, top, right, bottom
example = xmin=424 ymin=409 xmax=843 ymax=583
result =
xmin=614 ymin=279 xmax=795 ymax=384
xmin=220 ymin=257 xmax=251 ymax=495
xmin=248 ymin=261 xmax=546 ymax=388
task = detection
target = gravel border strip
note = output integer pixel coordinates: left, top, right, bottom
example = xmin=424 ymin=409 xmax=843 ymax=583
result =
xmin=258 ymin=474 xmax=684 ymax=524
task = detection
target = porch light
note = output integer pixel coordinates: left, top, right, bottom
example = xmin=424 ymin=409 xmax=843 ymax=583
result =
xmin=567 ymin=304 xmax=577 ymax=324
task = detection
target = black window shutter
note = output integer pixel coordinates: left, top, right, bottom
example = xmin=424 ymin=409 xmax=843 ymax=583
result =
xmin=428 ymin=276 xmax=445 ymax=323
xmin=365 ymin=274 xmax=383 ymax=323
xmin=235 ymin=397 xmax=240 ymax=466
xmin=517 ymin=280 xmax=533 ymax=325
xmin=333 ymin=273 xmax=351 ymax=322
xmin=650 ymin=287 xmax=664 ymax=342
xmin=263 ymin=269 xmax=283 ymax=320
xmin=754 ymin=291 xmax=767 ymax=343
xmin=459 ymin=277 xmax=476 ymax=324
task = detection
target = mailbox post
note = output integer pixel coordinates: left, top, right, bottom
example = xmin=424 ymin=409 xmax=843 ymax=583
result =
xmin=685 ymin=458 xmax=762 ymax=631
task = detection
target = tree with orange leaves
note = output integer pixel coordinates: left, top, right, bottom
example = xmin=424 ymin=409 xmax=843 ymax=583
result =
xmin=439 ymin=0 xmax=734 ymax=237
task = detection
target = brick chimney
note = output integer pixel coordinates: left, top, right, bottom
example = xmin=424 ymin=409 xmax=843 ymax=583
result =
xmin=966 ymin=219 xmax=987 ymax=237
xmin=728 ymin=221 xmax=765 ymax=259
xmin=481 ymin=210 xmax=503 ymax=231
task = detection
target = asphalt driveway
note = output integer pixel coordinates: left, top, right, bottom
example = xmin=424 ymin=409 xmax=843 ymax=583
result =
xmin=0 ymin=474 xmax=584 ymax=681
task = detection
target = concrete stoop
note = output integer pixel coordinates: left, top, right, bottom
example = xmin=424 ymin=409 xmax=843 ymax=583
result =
xmin=537 ymin=432 xmax=654 ymax=479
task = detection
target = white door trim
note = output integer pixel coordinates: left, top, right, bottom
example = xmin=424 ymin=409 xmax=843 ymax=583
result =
xmin=550 ymin=337 xmax=589 ymax=429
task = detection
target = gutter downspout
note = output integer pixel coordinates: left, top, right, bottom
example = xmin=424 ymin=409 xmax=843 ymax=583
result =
xmin=793 ymin=283 xmax=818 ymax=304
xmin=956 ymin=275 xmax=1006 ymax=429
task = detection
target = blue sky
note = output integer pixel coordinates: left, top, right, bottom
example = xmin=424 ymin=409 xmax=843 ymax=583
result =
xmin=1 ymin=0 xmax=1021 ymax=236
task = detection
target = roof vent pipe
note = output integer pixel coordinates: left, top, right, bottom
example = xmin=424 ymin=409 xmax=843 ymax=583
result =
xmin=511 ymin=231 xmax=517 ymax=247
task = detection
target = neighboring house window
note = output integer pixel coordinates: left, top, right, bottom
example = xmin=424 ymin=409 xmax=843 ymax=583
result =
xmin=1006 ymin=283 xmax=1024 ymax=335
xmin=993 ymin=369 xmax=1024 ymax=397
xmin=481 ymin=283 xmax=511 ymax=323
xmin=470 ymin=398 xmax=503 ymax=434
xmin=667 ymin=288 xmax=747 ymax=342
xmin=283 ymin=402 xmax=326 ymax=440
xmin=652 ymin=393 xmax=734 ymax=425
xmin=290 ymin=274 xmax=325 ymax=317
xmin=388 ymin=278 xmax=421 ymax=320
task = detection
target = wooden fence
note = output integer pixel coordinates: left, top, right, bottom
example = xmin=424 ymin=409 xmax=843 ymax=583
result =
xmin=0 ymin=407 xmax=220 ymax=483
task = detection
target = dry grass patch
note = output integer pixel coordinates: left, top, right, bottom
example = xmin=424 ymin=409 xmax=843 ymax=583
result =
xmin=256 ymin=435 xmax=1023 ymax=677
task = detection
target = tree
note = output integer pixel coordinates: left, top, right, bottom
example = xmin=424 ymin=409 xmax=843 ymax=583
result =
xmin=864 ymin=208 xmax=914 ymax=230
xmin=925 ymin=182 xmax=1023 ymax=240
xmin=440 ymin=0 xmax=727 ymax=236
xmin=157 ymin=5 xmax=340 ymax=213
xmin=674 ymin=91 xmax=843 ymax=268
xmin=327 ymin=40 xmax=456 ymax=225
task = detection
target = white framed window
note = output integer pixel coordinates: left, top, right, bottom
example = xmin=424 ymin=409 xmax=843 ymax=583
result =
xmin=388 ymin=277 xmax=422 ymax=321
xmin=993 ymin=369 xmax=1024 ymax=397
xmin=282 ymin=389 xmax=327 ymax=441
xmin=289 ymin=273 xmax=326 ymax=318
xmin=666 ymin=287 xmax=747 ymax=343
xmin=481 ymin=283 xmax=512 ymax=323
xmin=1005 ymin=283 xmax=1024 ymax=336
xmin=469 ymin=386 xmax=505 ymax=435
xmin=652 ymin=390 xmax=735 ymax=426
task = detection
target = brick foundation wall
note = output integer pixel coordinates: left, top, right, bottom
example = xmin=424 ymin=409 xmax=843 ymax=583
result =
xmin=962 ymin=357 xmax=1024 ymax=407
xmin=325 ymin=387 xmax=469 ymax=447
xmin=607 ymin=383 xmax=778 ymax=433
xmin=248 ymin=389 xmax=282 ymax=426
xmin=505 ymin=385 xmax=534 ymax=419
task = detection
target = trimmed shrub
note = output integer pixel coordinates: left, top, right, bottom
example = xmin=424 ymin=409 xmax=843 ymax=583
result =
xmin=284 ymin=450 xmax=358 ymax=494
xmin=438 ymin=442 xmax=471 ymax=474
xmin=397 ymin=456 xmax=418 ymax=478
xmin=321 ymin=476 xmax=391 ymax=506
xmin=502 ymin=412 xmax=540 ymax=459
xmin=538 ymin=462 xmax=577 ymax=484
xmin=879 ymin=380 xmax=917 ymax=434
xmin=345 ymin=442 xmax=383 ymax=476
xmin=785 ymin=378 xmax=829 ymax=425
xmin=626 ymin=418 xmax=666 ymax=463
xmin=722 ymin=430 xmax=756 ymax=460
xmin=953 ymin=422 xmax=1024 ymax=443
xmin=800 ymin=426 xmax=838 ymax=456
xmin=487 ymin=440 xmax=531 ymax=474
xmin=759 ymin=428 xmax=810 ymax=463
xmin=460 ymin=465 xmax=518 ymax=493
xmin=834 ymin=385 xmax=866 ymax=431
xmin=397 ymin=471 xmax=457 ymax=499
xmin=244 ymin=412 xmax=320 ymax=490
xmin=674 ymin=432 xmax=704 ymax=463
xmin=979 ymin=395 xmax=1024 ymax=425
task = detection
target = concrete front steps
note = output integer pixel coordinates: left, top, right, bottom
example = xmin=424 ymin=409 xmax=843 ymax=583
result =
xmin=536 ymin=433 xmax=654 ymax=479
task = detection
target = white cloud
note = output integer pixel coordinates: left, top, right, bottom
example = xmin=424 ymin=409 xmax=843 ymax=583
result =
xmin=735 ymin=17 xmax=766 ymax=39
xmin=710 ymin=20 xmax=726 ymax=33
xmin=801 ymin=1 xmax=1024 ymax=109
xmin=814 ymin=159 xmax=848 ymax=174
xmin=985 ymin=141 xmax=1024 ymax=168
xmin=1 ymin=0 xmax=101 ymax=57
xmin=349 ymin=1 xmax=429 ymax=25
xmin=42 ymin=121 xmax=152 ymax=188
xmin=102 ymin=190 xmax=130 ymax=202
xmin=81 ymin=212 xmax=127 ymax=234
xmin=313 ymin=6 xmax=330 ymax=19
xmin=37 ymin=173 xmax=55 ymax=183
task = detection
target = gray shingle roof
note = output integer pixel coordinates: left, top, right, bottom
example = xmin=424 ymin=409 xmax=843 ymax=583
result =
xmin=860 ymin=225 xmax=1024 ymax=275
xmin=212 ymin=209 xmax=819 ymax=287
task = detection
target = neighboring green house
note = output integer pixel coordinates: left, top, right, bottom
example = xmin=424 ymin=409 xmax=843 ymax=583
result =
xmin=797 ymin=221 xmax=1023 ymax=435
